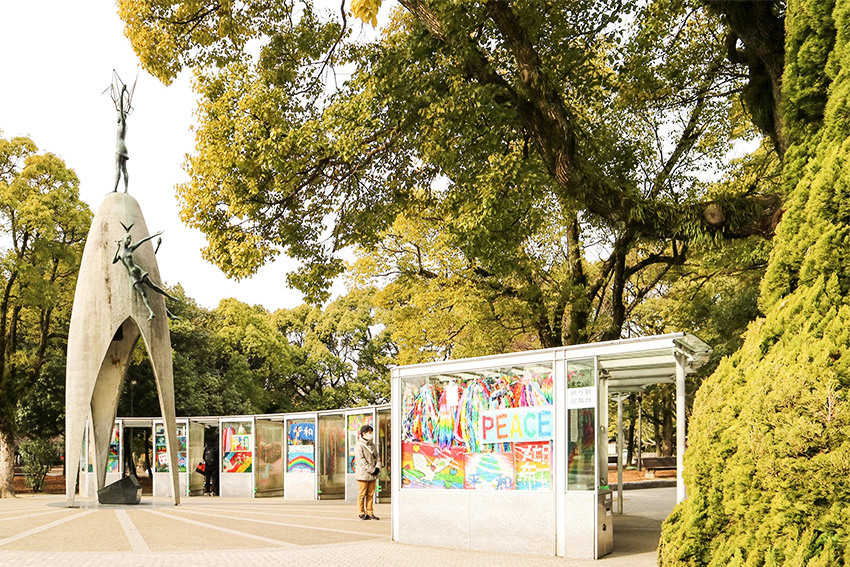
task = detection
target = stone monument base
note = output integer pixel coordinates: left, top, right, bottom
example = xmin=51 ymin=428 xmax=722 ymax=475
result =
xmin=97 ymin=475 xmax=142 ymax=505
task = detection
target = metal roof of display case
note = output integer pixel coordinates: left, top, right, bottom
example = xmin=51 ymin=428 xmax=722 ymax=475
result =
xmin=393 ymin=332 xmax=711 ymax=390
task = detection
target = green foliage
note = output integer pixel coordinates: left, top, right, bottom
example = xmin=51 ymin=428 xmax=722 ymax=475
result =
xmin=350 ymin=213 xmax=541 ymax=364
xmin=18 ymin=438 xmax=57 ymax=493
xmin=119 ymin=287 xmax=393 ymax=417
xmin=272 ymin=287 xmax=394 ymax=408
xmin=0 ymin=132 xmax=91 ymax=496
xmin=659 ymin=1 xmax=850 ymax=564
xmin=15 ymin=355 xmax=67 ymax=440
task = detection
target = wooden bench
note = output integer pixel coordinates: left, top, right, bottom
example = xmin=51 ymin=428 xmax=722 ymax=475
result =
xmin=641 ymin=456 xmax=676 ymax=478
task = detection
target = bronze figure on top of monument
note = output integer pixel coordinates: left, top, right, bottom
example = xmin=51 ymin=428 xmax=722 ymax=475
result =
xmin=107 ymin=70 xmax=133 ymax=193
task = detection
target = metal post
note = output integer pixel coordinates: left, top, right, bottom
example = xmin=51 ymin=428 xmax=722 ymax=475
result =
xmin=637 ymin=393 xmax=642 ymax=472
xmin=616 ymin=394 xmax=624 ymax=514
xmin=675 ymin=350 xmax=687 ymax=503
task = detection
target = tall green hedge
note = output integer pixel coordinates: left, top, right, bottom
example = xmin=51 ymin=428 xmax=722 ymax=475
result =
xmin=658 ymin=1 xmax=850 ymax=565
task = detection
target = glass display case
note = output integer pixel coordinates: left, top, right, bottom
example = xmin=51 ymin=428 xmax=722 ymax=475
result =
xmin=153 ymin=418 xmax=190 ymax=497
xmin=346 ymin=412 xmax=374 ymax=474
xmin=390 ymin=334 xmax=711 ymax=560
xmin=284 ymin=414 xmax=317 ymax=500
xmin=566 ymin=359 xmax=595 ymax=491
xmin=317 ymin=412 xmax=345 ymax=499
xmin=255 ymin=419 xmax=284 ymax=497
xmin=219 ymin=418 xmax=255 ymax=497
xmin=376 ymin=407 xmax=391 ymax=502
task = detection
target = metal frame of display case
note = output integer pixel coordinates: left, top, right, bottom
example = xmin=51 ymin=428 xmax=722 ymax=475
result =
xmin=344 ymin=407 xmax=377 ymax=504
xmin=219 ymin=416 xmax=256 ymax=498
xmin=283 ymin=411 xmax=319 ymax=500
xmin=254 ymin=414 xmax=286 ymax=497
xmin=152 ymin=417 xmax=190 ymax=497
xmin=316 ymin=409 xmax=347 ymax=500
xmin=113 ymin=406 xmax=391 ymax=502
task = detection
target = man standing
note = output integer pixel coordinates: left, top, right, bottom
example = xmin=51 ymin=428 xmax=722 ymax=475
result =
xmin=354 ymin=424 xmax=379 ymax=520
xmin=203 ymin=440 xmax=218 ymax=496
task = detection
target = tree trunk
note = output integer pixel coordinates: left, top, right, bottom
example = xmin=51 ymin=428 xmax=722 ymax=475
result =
xmin=565 ymin=215 xmax=589 ymax=345
xmin=653 ymin=404 xmax=661 ymax=457
xmin=0 ymin=425 xmax=15 ymax=498
xmin=661 ymin=396 xmax=674 ymax=457
xmin=626 ymin=413 xmax=635 ymax=467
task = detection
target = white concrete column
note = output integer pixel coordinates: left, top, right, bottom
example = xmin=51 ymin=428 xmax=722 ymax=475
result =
xmin=675 ymin=350 xmax=687 ymax=503
xmin=554 ymin=353 xmax=567 ymax=557
xmin=390 ymin=367 xmax=401 ymax=544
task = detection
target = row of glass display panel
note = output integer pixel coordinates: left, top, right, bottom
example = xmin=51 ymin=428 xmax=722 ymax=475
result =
xmin=81 ymin=413 xmax=385 ymax=480
xmin=400 ymin=359 xmax=597 ymax=491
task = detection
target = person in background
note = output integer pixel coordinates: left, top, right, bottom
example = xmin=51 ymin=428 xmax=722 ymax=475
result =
xmin=203 ymin=441 xmax=218 ymax=496
xmin=354 ymin=424 xmax=379 ymax=520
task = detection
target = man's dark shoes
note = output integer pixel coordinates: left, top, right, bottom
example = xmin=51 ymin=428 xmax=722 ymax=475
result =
xmin=359 ymin=514 xmax=368 ymax=520
xmin=367 ymin=514 xmax=379 ymax=520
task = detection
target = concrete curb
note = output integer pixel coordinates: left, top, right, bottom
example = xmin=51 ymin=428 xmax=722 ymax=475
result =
xmin=609 ymin=480 xmax=676 ymax=490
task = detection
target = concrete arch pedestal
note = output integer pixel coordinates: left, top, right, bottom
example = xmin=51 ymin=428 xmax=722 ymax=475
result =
xmin=65 ymin=192 xmax=180 ymax=507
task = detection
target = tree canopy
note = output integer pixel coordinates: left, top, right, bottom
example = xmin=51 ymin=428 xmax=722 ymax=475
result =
xmin=118 ymin=0 xmax=782 ymax=350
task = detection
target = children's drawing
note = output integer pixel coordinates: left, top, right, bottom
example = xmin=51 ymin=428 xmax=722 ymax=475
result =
xmin=513 ymin=441 xmax=552 ymax=490
xmin=401 ymin=442 xmax=464 ymax=489
xmin=464 ymin=451 xmax=515 ymax=490
xmin=287 ymin=446 xmax=315 ymax=473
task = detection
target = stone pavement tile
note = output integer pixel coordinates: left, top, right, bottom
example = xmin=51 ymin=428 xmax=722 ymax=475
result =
xmin=127 ymin=507 xmax=280 ymax=551
xmin=0 ymin=540 xmax=651 ymax=567
xmin=0 ymin=508 xmax=77 ymax=538
xmin=0 ymin=490 xmax=670 ymax=567
xmin=1 ymin=509 xmax=130 ymax=552
xmin=161 ymin=506 xmax=387 ymax=546
xmin=185 ymin=503 xmax=391 ymax=534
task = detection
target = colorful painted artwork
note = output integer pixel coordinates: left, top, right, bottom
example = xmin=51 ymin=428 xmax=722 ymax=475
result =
xmin=176 ymin=425 xmax=187 ymax=473
xmin=401 ymin=442 xmax=464 ymax=489
xmin=347 ymin=413 xmax=374 ymax=473
xmin=232 ymin=435 xmax=251 ymax=451
xmin=223 ymin=451 xmax=252 ymax=473
xmin=288 ymin=422 xmax=315 ymax=443
xmin=221 ymin=422 xmax=253 ymax=473
xmin=481 ymin=407 xmax=554 ymax=444
xmin=154 ymin=424 xmax=168 ymax=472
xmin=106 ymin=424 xmax=120 ymax=473
xmin=464 ymin=452 xmax=515 ymax=490
xmin=513 ymin=441 xmax=552 ymax=490
xmin=154 ymin=423 xmax=188 ymax=473
xmin=287 ymin=446 xmax=316 ymax=473
xmin=286 ymin=420 xmax=315 ymax=473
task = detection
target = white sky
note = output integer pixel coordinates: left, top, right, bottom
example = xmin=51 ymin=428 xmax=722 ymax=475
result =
xmin=0 ymin=0 xmax=357 ymax=312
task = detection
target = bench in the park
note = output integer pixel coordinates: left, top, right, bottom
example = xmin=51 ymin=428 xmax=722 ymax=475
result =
xmin=641 ymin=456 xmax=676 ymax=478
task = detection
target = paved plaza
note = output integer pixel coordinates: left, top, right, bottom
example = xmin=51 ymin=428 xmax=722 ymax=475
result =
xmin=0 ymin=487 xmax=674 ymax=566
